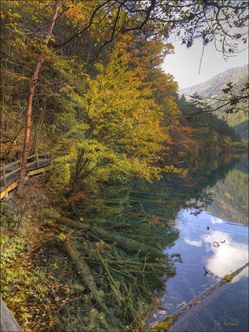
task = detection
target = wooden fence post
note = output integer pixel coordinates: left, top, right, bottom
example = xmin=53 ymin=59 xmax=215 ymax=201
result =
xmin=36 ymin=153 xmax=39 ymax=167
xmin=3 ymin=165 xmax=7 ymax=187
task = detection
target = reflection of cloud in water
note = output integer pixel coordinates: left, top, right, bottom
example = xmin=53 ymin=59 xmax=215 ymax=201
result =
xmin=203 ymin=230 xmax=248 ymax=280
xmin=184 ymin=238 xmax=202 ymax=247
xmin=210 ymin=216 xmax=223 ymax=224
xmin=183 ymin=226 xmax=248 ymax=281
xmin=232 ymin=266 xmax=249 ymax=282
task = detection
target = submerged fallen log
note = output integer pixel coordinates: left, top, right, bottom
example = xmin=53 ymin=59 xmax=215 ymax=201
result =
xmin=149 ymin=261 xmax=249 ymax=331
xmin=57 ymin=217 xmax=90 ymax=230
xmin=62 ymin=239 xmax=106 ymax=309
xmin=58 ymin=217 xmax=161 ymax=255
xmin=61 ymin=238 xmax=123 ymax=330
xmin=92 ymin=226 xmax=161 ymax=255
xmin=56 ymin=215 xmax=170 ymax=330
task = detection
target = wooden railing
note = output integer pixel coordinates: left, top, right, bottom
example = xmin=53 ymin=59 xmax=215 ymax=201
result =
xmin=1 ymin=298 xmax=21 ymax=331
xmin=0 ymin=153 xmax=51 ymax=199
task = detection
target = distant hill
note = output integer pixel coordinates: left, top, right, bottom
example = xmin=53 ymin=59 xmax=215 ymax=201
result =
xmin=180 ymin=65 xmax=248 ymax=141
xmin=180 ymin=65 xmax=248 ymax=97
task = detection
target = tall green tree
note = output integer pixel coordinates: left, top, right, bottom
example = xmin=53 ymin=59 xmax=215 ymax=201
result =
xmin=18 ymin=1 xmax=61 ymax=192
xmin=52 ymin=41 xmax=170 ymax=192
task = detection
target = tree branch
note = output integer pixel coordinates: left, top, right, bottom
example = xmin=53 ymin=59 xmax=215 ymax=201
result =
xmin=54 ymin=1 xmax=112 ymax=48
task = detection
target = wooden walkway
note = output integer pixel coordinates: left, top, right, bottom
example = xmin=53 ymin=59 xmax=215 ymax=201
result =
xmin=0 ymin=154 xmax=51 ymax=330
xmin=0 ymin=153 xmax=51 ymax=199
xmin=0 ymin=299 xmax=21 ymax=331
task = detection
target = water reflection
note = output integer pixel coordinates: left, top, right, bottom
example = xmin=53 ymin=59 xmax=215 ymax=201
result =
xmin=203 ymin=230 xmax=248 ymax=280
xmin=170 ymin=267 xmax=249 ymax=332
xmin=150 ymin=155 xmax=248 ymax=330
xmin=69 ymin=154 xmax=248 ymax=331
xmin=206 ymin=155 xmax=248 ymax=225
xmin=179 ymin=209 xmax=248 ymax=280
xmin=184 ymin=238 xmax=202 ymax=247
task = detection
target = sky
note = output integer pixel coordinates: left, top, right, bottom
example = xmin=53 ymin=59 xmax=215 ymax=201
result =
xmin=162 ymin=40 xmax=248 ymax=89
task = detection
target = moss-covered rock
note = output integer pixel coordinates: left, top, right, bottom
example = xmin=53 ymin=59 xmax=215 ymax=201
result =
xmin=223 ymin=274 xmax=233 ymax=282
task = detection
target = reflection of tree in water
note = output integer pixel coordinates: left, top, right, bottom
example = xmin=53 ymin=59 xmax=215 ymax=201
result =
xmin=206 ymin=156 xmax=248 ymax=225
xmin=182 ymin=155 xmax=248 ymax=223
xmin=128 ymin=155 xmax=239 ymax=219
xmin=181 ymin=156 xmax=241 ymax=215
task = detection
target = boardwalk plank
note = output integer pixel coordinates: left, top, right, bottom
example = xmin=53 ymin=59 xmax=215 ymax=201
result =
xmin=0 ymin=299 xmax=21 ymax=332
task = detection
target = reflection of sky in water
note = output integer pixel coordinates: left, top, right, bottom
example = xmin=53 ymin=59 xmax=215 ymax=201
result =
xmin=175 ymin=209 xmax=248 ymax=280
xmin=203 ymin=230 xmax=248 ymax=279
xmin=150 ymin=208 xmax=248 ymax=326
xmin=170 ymin=266 xmax=249 ymax=332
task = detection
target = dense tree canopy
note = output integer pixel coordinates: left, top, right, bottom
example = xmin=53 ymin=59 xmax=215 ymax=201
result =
xmin=1 ymin=0 xmax=247 ymax=192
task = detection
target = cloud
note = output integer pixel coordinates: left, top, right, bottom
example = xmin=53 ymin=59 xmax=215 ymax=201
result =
xmin=210 ymin=216 xmax=223 ymax=224
xmin=203 ymin=231 xmax=248 ymax=280
xmin=184 ymin=238 xmax=203 ymax=247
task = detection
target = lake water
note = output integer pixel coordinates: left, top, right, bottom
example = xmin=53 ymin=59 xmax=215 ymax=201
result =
xmin=71 ymin=155 xmax=248 ymax=331
xmin=148 ymin=155 xmax=248 ymax=331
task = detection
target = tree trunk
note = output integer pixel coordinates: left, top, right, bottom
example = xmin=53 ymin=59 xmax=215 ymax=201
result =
xmin=30 ymin=107 xmax=46 ymax=155
xmin=62 ymin=239 xmax=105 ymax=305
xmin=61 ymin=239 xmax=121 ymax=330
xmin=57 ymin=217 xmax=161 ymax=255
xmin=18 ymin=0 xmax=61 ymax=193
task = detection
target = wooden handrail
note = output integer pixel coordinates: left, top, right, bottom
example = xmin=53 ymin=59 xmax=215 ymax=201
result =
xmin=0 ymin=154 xmax=51 ymax=189
xmin=0 ymin=159 xmax=20 ymax=171
xmin=0 ymin=167 xmax=21 ymax=181
xmin=36 ymin=158 xmax=50 ymax=163
xmin=27 ymin=154 xmax=37 ymax=160
xmin=37 ymin=153 xmax=51 ymax=158
xmin=0 ymin=154 xmax=51 ymax=171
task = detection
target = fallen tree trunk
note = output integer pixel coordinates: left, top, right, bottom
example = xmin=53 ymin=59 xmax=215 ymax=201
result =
xmin=149 ymin=261 xmax=249 ymax=331
xmin=56 ymin=217 xmax=90 ymax=231
xmin=61 ymin=239 xmax=123 ymax=330
xmin=92 ymin=226 xmax=161 ymax=256
xmin=62 ymin=239 xmax=104 ymax=306
xmin=58 ymin=218 xmax=161 ymax=255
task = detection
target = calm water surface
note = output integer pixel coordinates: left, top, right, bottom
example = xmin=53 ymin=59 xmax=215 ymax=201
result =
xmin=149 ymin=155 xmax=248 ymax=331
xmin=77 ymin=155 xmax=248 ymax=331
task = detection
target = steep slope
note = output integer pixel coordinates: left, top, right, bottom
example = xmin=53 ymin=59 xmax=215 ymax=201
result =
xmin=180 ymin=65 xmax=248 ymax=97
xmin=180 ymin=65 xmax=248 ymax=141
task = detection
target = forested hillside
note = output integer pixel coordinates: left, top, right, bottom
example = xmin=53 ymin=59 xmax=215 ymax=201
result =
xmin=180 ymin=65 xmax=248 ymax=97
xmin=180 ymin=65 xmax=249 ymax=140
xmin=1 ymin=2 xmax=178 ymax=190
xmin=1 ymin=1 xmax=242 ymax=193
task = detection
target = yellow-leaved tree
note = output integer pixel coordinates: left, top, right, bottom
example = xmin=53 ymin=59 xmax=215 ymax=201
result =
xmin=52 ymin=41 xmax=170 ymax=193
